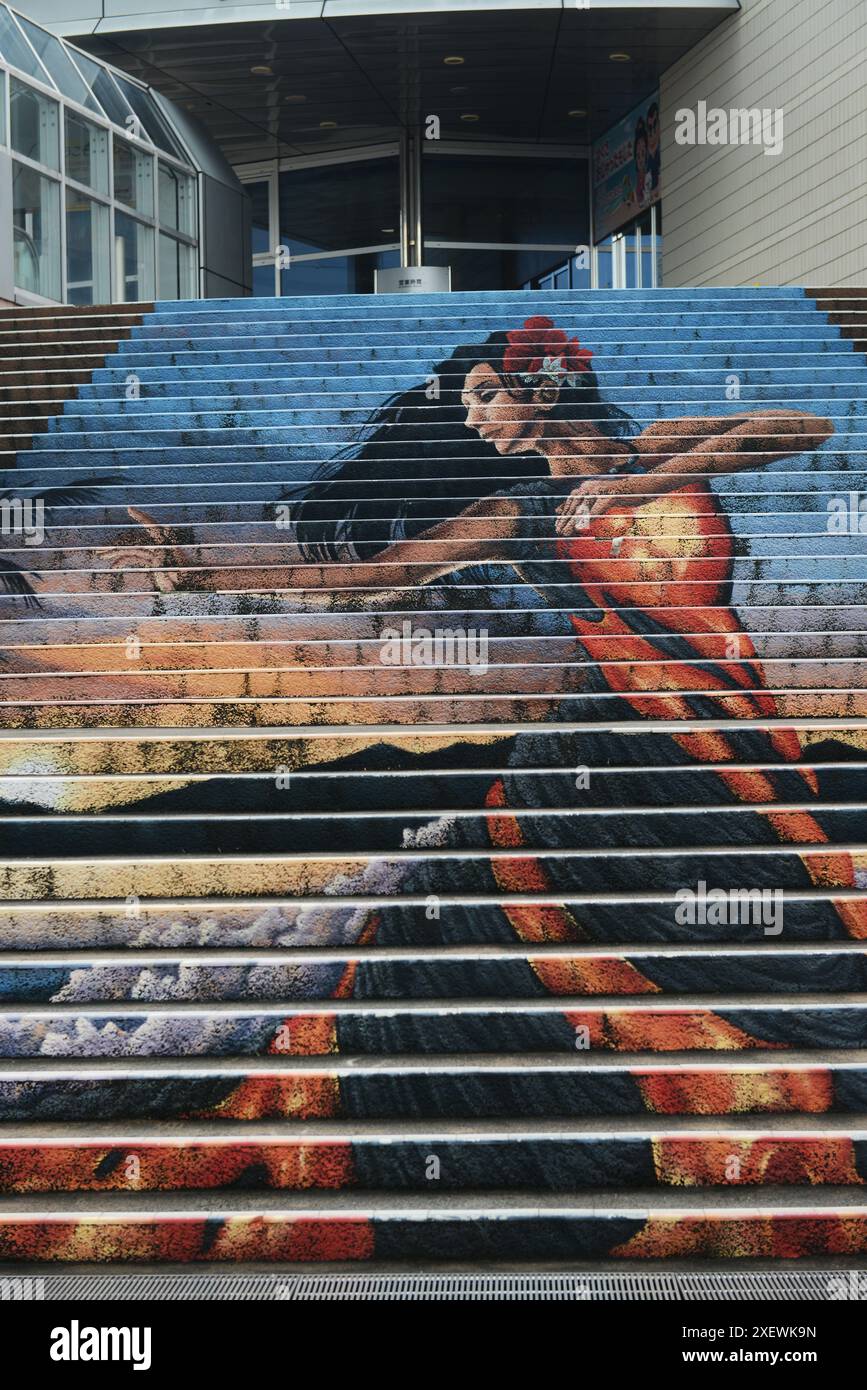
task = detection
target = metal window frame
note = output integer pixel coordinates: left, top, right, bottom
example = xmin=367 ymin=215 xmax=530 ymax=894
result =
xmin=10 ymin=154 xmax=62 ymax=302
xmin=424 ymin=140 xmax=589 ymax=160
xmin=64 ymin=185 xmax=111 ymax=302
xmin=590 ymin=204 xmax=662 ymax=290
xmin=425 ymin=240 xmax=581 ymax=253
xmin=63 ymin=108 xmax=111 ymax=200
xmin=8 ymin=70 xmax=61 ymax=171
xmin=239 ymin=146 xmax=402 ymax=295
xmin=0 ymin=4 xmax=202 ymax=305
xmin=156 ymin=228 xmax=197 ymax=301
xmin=237 ymin=141 xmax=593 ymax=296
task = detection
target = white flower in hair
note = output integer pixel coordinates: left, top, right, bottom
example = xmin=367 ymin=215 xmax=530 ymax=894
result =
xmin=520 ymin=355 xmax=588 ymax=390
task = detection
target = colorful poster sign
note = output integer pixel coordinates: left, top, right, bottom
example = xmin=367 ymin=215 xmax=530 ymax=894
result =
xmin=592 ymin=92 xmax=661 ymax=242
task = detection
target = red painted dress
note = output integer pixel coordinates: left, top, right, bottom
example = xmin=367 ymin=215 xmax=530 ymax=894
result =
xmin=483 ymin=475 xmax=867 ymax=946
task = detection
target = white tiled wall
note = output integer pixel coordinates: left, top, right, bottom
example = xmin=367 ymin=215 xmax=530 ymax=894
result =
xmin=661 ymin=0 xmax=867 ymax=286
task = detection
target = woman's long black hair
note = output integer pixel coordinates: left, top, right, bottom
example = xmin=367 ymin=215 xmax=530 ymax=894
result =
xmin=289 ymin=328 xmax=636 ymax=561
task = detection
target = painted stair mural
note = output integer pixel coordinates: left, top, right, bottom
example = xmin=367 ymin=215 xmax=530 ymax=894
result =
xmin=0 ymin=287 xmax=866 ymax=1266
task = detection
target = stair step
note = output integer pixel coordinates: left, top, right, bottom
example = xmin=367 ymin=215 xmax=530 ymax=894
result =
xmin=0 ymin=894 xmax=861 ymax=949
xmin=1 ymin=848 xmax=866 ymax=899
xmin=0 ymin=303 xmax=152 ymax=322
xmin=1 ymin=1200 xmax=866 ymax=1263
xmin=3 ymin=695 xmax=867 ymax=727
xmin=2 ymin=1128 xmax=865 ymax=1192
xmin=0 ymin=1059 xmax=865 ymax=1121
xmin=1 ymin=949 xmax=865 ymax=1001
xmin=0 ymin=1000 xmax=865 ymax=1057
xmin=3 ymin=806 xmax=867 ymax=857
xmin=48 ymin=389 xmax=867 ymax=408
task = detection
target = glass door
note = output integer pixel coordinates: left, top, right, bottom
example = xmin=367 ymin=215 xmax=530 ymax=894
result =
xmin=241 ymin=147 xmax=400 ymax=296
xmin=593 ymin=205 xmax=661 ymax=289
xmin=240 ymin=143 xmax=657 ymax=296
xmin=421 ymin=146 xmax=589 ymax=292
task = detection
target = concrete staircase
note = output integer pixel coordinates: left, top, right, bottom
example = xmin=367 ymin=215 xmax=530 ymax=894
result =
xmin=0 ymin=302 xmax=153 ymax=465
xmin=0 ymin=288 xmax=866 ymax=1269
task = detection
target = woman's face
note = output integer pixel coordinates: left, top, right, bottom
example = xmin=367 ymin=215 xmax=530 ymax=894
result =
xmin=462 ymin=361 xmax=548 ymax=454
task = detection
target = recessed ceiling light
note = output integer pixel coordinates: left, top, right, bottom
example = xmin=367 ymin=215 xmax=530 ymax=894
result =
xmin=284 ymin=94 xmax=306 ymax=104
xmin=609 ymin=52 xmax=631 ymax=62
xmin=450 ymin=85 xmax=469 ymax=94
xmin=381 ymin=227 xmax=395 ymax=233
xmin=444 ymin=55 xmax=465 ymax=65
xmin=568 ymin=108 xmax=587 ymax=118
xmin=251 ymin=64 xmax=273 ymax=76
xmin=460 ymin=113 xmax=480 ymax=122
xmin=320 ymin=120 xmax=338 ymax=129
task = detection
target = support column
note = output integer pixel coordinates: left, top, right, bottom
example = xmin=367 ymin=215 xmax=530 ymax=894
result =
xmin=0 ymin=153 xmax=14 ymax=303
xmin=400 ymin=129 xmax=423 ymax=269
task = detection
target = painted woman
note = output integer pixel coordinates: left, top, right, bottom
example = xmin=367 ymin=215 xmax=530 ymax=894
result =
xmin=97 ymin=314 xmax=867 ymax=1111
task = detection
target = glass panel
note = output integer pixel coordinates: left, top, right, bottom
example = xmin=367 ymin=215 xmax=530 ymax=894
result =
xmin=424 ymin=245 xmax=585 ymax=293
xmin=159 ymin=233 xmax=196 ymax=300
xmin=113 ymin=135 xmax=154 ymax=214
xmin=248 ymin=181 xmax=270 ymax=255
xmin=113 ymin=75 xmax=185 ymax=158
xmin=252 ymin=261 xmax=276 ymax=296
xmin=424 ymin=154 xmax=588 ymax=247
xmin=73 ymin=54 xmax=136 ymax=130
xmin=115 ymin=210 xmax=154 ymax=301
xmin=66 ymin=188 xmax=110 ymax=305
xmin=525 ymin=256 xmax=590 ymax=292
xmin=159 ymin=231 xmax=175 ymax=299
xmin=16 ymin=15 xmax=90 ymax=106
xmin=594 ymin=243 xmax=614 ymax=290
xmin=572 ymin=257 xmax=591 ymax=289
xmin=0 ymin=71 xmax=5 ymax=146
xmin=421 ymin=245 xmax=507 ymax=293
xmin=594 ymin=207 xmax=660 ymax=290
xmin=159 ymin=162 xmax=195 ymax=236
xmin=278 ymin=157 xmax=399 ymax=257
xmin=10 ymin=77 xmax=59 ymax=170
xmin=65 ymin=110 xmax=109 ymax=195
xmin=12 ymin=161 xmax=61 ymax=299
xmin=279 ymin=249 xmax=399 ymax=296
xmin=0 ymin=9 xmax=48 ymax=82
xmin=62 ymin=48 xmax=114 ymax=120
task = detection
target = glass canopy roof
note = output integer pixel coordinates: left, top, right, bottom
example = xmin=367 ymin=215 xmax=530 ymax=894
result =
xmin=0 ymin=2 xmax=186 ymax=160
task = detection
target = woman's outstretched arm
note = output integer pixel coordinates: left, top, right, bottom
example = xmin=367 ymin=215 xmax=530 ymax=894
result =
xmin=98 ymin=497 xmax=523 ymax=600
xmin=558 ymin=410 xmax=833 ymax=526
xmin=635 ymin=409 xmax=834 ymax=477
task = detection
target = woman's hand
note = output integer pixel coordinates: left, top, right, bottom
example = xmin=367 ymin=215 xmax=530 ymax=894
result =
xmin=555 ymin=472 xmax=660 ymax=534
xmin=98 ymin=507 xmax=186 ymax=592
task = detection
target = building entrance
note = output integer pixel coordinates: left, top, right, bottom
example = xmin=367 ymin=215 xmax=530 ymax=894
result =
xmin=240 ymin=134 xmax=662 ymax=296
xmin=240 ymin=138 xmax=610 ymax=296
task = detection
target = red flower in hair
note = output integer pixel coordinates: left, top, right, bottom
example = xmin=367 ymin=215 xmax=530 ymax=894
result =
xmin=503 ymin=315 xmax=593 ymax=388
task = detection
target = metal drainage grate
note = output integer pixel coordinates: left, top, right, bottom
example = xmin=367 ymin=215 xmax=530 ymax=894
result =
xmin=6 ymin=1270 xmax=863 ymax=1301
